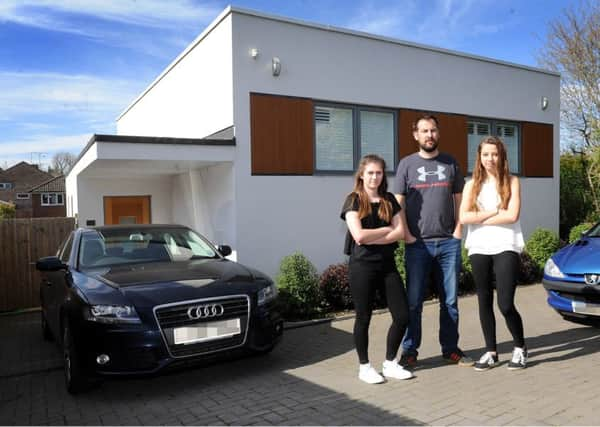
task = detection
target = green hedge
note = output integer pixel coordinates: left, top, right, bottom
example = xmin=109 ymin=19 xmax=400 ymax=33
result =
xmin=525 ymin=227 xmax=560 ymax=272
xmin=569 ymin=222 xmax=593 ymax=243
xmin=276 ymin=252 xmax=322 ymax=320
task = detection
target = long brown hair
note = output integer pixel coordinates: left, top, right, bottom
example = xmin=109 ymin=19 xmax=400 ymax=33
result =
xmin=470 ymin=136 xmax=511 ymax=210
xmin=350 ymin=154 xmax=393 ymax=222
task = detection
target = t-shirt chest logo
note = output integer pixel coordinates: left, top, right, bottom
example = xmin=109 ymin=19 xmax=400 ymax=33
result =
xmin=416 ymin=165 xmax=446 ymax=182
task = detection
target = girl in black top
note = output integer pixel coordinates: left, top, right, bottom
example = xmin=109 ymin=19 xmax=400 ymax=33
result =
xmin=341 ymin=154 xmax=412 ymax=384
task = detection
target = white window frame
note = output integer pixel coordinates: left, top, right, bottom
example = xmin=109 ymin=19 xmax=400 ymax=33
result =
xmin=16 ymin=193 xmax=30 ymax=199
xmin=0 ymin=183 xmax=12 ymax=190
xmin=467 ymin=118 xmax=521 ymax=175
xmin=41 ymin=192 xmax=64 ymax=206
xmin=314 ymin=102 xmax=397 ymax=173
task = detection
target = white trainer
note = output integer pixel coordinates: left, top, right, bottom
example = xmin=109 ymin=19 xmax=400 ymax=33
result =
xmin=358 ymin=364 xmax=385 ymax=384
xmin=507 ymin=347 xmax=528 ymax=370
xmin=382 ymin=360 xmax=413 ymax=380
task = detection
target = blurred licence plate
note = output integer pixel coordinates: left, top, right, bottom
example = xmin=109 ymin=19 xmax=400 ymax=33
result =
xmin=572 ymin=301 xmax=600 ymax=315
xmin=174 ymin=318 xmax=241 ymax=345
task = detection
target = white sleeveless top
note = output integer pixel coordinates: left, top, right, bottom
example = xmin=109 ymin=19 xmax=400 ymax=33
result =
xmin=464 ymin=180 xmax=524 ymax=256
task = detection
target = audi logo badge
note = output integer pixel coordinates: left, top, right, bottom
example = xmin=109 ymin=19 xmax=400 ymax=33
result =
xmin=585 ymin=274 xmax=600 ymax=285
xmin=187 ymin=304 xmax=225 ymax=320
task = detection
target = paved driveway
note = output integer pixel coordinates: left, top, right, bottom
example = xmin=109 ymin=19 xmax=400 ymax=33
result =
xmin=1 ymin=283 xmax=600 ymax=425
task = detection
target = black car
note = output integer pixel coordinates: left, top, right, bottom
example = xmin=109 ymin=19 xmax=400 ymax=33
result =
xmin=37 ymin=224 xmax=283 ymax=393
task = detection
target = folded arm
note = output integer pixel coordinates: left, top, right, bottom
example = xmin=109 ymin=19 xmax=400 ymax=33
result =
xmin=370 ymin=212 xmax=404 ymax=245
xmin=345 ymin=211 xmax=392 ymax=245
xmin=459 ymin=180 xmax=501 ymax=224
xmin=482 ymin=176 xmax=521 ymax=225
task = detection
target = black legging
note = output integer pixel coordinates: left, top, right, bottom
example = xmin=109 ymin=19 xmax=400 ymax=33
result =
xmin=348 ymin=260 xmax=409 ymax=364
xmin=470 ymin=251 xmax=525 ymax=351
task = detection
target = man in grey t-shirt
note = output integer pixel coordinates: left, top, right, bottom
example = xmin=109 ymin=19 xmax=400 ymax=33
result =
xmin=395 ymin=114 xmax=473 ymax=368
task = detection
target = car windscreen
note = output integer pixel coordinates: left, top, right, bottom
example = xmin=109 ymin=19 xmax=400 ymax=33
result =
xmin=78 ymin=227 xmax=219 ymax=268
xmin=586 ymin=222 xmax=600 ymax=238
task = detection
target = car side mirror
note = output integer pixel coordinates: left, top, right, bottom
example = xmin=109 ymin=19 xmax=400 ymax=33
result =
xmin=217 ymin=245 xmax=232 ymax=257
xmin=36 ymin=256 xmax=67 ymax=271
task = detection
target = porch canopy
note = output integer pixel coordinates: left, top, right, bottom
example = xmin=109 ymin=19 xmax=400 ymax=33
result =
xmin=67 ymin=129 xmax=236 ymax=245
xmin=71 ymin=128 xmax=235 ymax=179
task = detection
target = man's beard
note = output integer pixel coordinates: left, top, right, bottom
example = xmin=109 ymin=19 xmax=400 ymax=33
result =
xmin=419 ymin=139 xmax=438 ymax=153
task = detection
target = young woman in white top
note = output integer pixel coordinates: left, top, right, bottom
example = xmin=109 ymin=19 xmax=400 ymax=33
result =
xmin=459 ymin=136 xmax=527 ymax=371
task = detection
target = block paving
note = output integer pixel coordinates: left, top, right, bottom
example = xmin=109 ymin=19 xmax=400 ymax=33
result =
xmin=1 ymin=284 xmax=599 ymax=425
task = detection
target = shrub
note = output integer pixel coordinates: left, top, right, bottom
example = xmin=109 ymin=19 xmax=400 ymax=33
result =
xmin=276 ymin=252 xmax=321 ymax=320
xmin=459 ymin=243 xmax=475 ymax=295
xmin=518 ymin=251 xmax=540 ymax=284
xmin=320 ymin=263 xmax=352 ymax=311
xmin=569 ymin=222 xmax=593 ymax=243
xmin=394 ymin=242 xmax=406 ymax=282
xmin=525 ymin=228 xmax=560 ymax=272
xmin=0 ymin=203 xmax=16 ymax=219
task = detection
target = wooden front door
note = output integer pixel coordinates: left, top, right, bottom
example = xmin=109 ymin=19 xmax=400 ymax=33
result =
xmin=104 ymin=196 xmax=151 ymax=225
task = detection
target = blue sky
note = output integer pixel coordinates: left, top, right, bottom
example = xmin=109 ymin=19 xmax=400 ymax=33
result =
xmin=0 ymin=0 xmax=576 ymax=170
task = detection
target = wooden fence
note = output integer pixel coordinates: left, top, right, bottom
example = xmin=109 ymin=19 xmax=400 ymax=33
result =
xmin=0 ymin=217 xmax=75 ymax=312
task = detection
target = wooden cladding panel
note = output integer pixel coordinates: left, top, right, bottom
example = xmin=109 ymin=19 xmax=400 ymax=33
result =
xmin=522 ymin=122 xmax=554 ymax=177
xmin=250 ymin=93 xmax=314 ymax=175
xmin=398 ymin=109 xmax=421 ymax=161
xmin=398 ymin=110 xmax=468 ymax=175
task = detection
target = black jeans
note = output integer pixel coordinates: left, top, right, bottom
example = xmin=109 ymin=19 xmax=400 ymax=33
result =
xmin=349 ymin=260 xmax=409 ymax=364
xmin=470 ymin=251 xmax=525 ymax=351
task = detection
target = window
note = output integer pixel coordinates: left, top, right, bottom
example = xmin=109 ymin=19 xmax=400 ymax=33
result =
xmin=467 ymin=119 xmax=520 ymax=174
xmin=16 ymin=193 xmax=30 ymax=199
xmin=315 ymin=103 xmax=396 ymax=172
xmin=41 ymin=192 xmax=64 ymax=206
xmin=59 ymin=233 xmax=74 ymax=263
xmin=0 ymin=183 xmax=12 ymax=190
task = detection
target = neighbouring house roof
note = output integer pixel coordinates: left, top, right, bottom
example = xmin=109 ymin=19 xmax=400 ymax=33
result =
xmin=2 ymin=161 xmax=54 ymax=190
xmin=73 ymin=130 xmax=236 ymax=166
xmin=28 ymin=175 xmax=65 ymax=194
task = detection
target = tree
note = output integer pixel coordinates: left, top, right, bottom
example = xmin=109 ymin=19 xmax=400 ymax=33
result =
xmin=559 ymin=152 xmax=592 ymax=237
xmin=50 ymin=151 xmax=77 ymax=176
xmin=539 ymin=1 xmax=600 ymax=227
xmin=538 ymin=0 xmax=599 ymax=151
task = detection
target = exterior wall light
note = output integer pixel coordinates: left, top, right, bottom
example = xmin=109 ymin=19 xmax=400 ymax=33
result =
xmin=541 ymin=96 xmax=549 ymax=110
xmin=272 ymin=57 xmax=281 ymax=76
xmin=249 ymin=48 xmax=259 ymax=59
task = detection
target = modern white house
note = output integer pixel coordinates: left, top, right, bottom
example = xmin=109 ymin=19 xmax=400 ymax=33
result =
xmin=66 ymin=6 xmax=560 ymax=279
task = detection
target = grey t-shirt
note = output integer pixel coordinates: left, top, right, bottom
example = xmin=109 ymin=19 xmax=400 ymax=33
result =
xmin=395 ymin=152 xmax=464 ymax=240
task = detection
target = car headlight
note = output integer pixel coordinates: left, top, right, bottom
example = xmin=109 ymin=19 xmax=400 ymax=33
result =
xmin=86 ymin=305 xmax=141 ymax=324
xmin=258 ymin=283 xmax=278 ymax=306
xmin=544 ymin=258 xmax=565 ymax=279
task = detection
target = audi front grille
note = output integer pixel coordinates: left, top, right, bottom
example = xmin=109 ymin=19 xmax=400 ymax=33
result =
xmin=154 ymin=295 xmax=250 ymax=358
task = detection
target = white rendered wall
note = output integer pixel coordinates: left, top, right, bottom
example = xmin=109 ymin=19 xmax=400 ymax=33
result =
xmin=198 ymin=163 xmax=235 ymax=248
xmin=75 ymin=176 xmax=172 ymax=227
xmin=229 ymin=11 xmax=560 ymax=278
xmin=171 ymin=173 xmax=196 ymax=231
xmin=170 ymin=165 xmax=235 ymax=245
xmin=66 ymin=144 xmax=99 ymax=224
xmin=116 ymin=15 xmax=234 ymax=139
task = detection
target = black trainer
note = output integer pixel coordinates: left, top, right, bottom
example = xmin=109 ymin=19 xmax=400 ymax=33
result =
xmin=442 ymin=349 xmax=474 ymax=367
xmin=399 ymin=353 xmax=418 ymax=369
xmin=473 ymin=352 xmax=499 ymax=371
